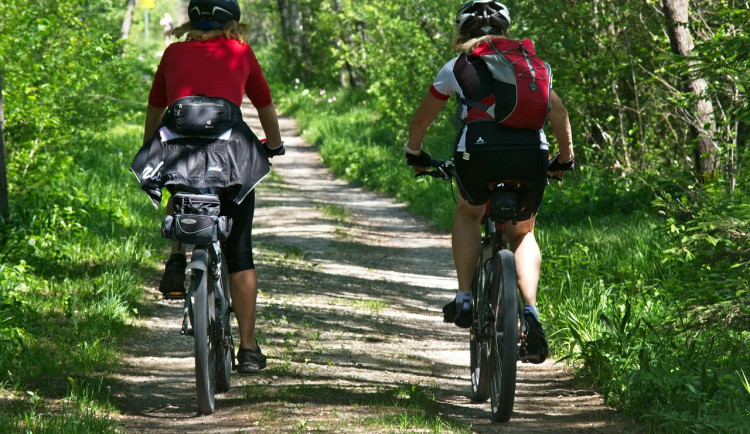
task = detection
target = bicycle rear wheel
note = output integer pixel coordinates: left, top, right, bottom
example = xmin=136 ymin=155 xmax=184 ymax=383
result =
xmin=190 ymin=248 xmax=217 ymax=415
xmin=470 ymin=240 xmax=493 ymax=402
xmin=215 ymin=258 xmax=232 ymax=393
xmin=488 ymin=249 xmax=519 ymax=423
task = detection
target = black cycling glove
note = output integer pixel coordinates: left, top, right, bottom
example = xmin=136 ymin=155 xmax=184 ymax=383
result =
xmin=548 ymin=152 xmax=575 ymax=171
xmin=264 ymin=141 xmax=286 ymax=158
xmin=405 ymin=150 xmax=433 ymax=167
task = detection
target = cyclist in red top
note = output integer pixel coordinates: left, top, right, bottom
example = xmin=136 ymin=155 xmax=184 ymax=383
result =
xmin=405 ymin=0 xmax=575 ymax=363
xmin=143 ymin=0 xmax=283 ymax=373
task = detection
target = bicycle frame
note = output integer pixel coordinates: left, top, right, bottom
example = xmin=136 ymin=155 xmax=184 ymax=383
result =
xmin=470 ymin=184 xmax=524 ymax=422
xmin=419 ymin=158 xmax=560 ymax=422
xmin=162 ymin=188 xmax=234 ymax=415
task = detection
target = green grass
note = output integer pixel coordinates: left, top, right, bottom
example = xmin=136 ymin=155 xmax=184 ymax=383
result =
xmin=0 ymin=376 xmax=118 ymax=432
xmin=0 ymin=108 xmax=162 ymax=432
xmin=317 ymin=204 xmax=352 ymax=222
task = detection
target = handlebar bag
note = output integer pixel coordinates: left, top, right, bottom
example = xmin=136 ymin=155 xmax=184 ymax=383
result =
xmin=161 ymin=193 xmax=232 ymax=244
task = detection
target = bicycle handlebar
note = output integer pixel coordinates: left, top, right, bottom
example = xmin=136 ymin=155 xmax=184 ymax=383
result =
xmin=415 ymin=158 xmax=569 ymax=182
xmin=414 ymin=160 xmax=455 ymax=180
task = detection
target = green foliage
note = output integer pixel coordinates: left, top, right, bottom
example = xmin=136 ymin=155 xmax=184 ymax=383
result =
xmin=541 ymin=175 xmax=750 ymax=431
xmin=257 ymin=0 xmax=748 ymax=180
xmin=0 ymin=0 xmax=165 ymax=430
xmin=0 ymin=0 xmax=149 ymax=201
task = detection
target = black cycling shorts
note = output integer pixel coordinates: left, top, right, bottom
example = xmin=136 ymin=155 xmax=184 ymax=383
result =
xmin=220 ymin=190 xmax=256 ymax=273
xmin=454 ymin=147 xmax=549 ymax=221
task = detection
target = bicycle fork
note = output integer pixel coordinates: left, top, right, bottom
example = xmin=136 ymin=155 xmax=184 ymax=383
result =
xmin=180 ymin=248 xmax=210 ymax=336
xmin=209 ymin=244 xmax=236 ymax=370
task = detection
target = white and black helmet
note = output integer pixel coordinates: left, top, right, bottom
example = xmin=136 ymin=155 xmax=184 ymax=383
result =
xmin=455 ymin=0 xmax=511 ymax=37
xmin=188 ymin=0 xmax=241 ymax=29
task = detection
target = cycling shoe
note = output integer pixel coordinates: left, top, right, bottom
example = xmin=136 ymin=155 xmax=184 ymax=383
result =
xmin=236 ymin=343 xmax=267 ymax=373
xmin=442 ymin=291 xmax=472 ymax=328
xmin=520 ymin=311 xmax=549 ymax=364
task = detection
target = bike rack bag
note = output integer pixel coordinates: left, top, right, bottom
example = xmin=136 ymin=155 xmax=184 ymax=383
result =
xmin=161 ymin=193 xmax=232 ymax=244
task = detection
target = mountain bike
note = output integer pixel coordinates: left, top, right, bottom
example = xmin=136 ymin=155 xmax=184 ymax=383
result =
xmin=161 ymin=191 xmax=234 ymax=415
xmin=418 ymin=160 xmax=527 ymax=422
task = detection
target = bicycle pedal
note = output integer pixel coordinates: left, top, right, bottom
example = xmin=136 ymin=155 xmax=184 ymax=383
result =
xmin=163 ymin=291 xmax=186 ymax=300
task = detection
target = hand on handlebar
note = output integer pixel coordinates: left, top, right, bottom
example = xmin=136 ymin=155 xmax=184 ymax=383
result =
xmin=405 ymin=149 xmax=433 ymax=172
xmin=414 ymin=159 xmax=455 ymax=181
xmin=547 ymin=152 xmax=575 ymax=181
xmin=261 ymin=138 xmax=286 ymax=158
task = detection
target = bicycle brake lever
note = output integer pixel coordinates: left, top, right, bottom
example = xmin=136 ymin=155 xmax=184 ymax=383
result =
xmin=438 ymin=166 xmax=451 ymax=180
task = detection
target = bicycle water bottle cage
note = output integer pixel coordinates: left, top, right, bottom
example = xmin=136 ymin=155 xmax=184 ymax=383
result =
xmin=488 ymin=181 xmax=520 ymax=222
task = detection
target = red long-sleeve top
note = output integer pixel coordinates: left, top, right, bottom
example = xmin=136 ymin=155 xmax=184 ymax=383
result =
xmin=148 ymin=37 xmax=272 ymax=109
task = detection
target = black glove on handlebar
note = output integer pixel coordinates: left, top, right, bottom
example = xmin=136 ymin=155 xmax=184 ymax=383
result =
xmin=264 ymin=142 xmax=286 ymax=158
xmin=405 ymin=150 xmax=433 ymax=167
xmin=548 ymin=152 xmax=575 ymax=171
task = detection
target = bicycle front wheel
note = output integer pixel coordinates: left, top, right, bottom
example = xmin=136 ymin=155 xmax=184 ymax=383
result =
xmin=488 ymin=249 xmax=519 ymax=423
xmin=190 ymin=248 xmax=217 ymax=415
xmin=470 ymin=240 xmax=493 ymax=402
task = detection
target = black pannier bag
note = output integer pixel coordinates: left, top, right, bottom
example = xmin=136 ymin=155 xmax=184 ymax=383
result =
xmin=161 ymin=193 xmax=232 ymax=244
xmin=162 ymin=95 xmax=244 ymax=136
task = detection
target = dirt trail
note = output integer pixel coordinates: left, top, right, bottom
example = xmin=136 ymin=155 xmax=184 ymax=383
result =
xmin=113 ymin=104 xmax=631 ymax=433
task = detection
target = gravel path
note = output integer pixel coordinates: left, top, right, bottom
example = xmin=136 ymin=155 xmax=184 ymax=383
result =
xmin=112 ymin=104 xmax=632 ymax=433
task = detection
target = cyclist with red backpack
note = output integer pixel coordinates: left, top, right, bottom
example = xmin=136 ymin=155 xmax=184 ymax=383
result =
xmin=405 ymin=0 xmax=575 ymax=363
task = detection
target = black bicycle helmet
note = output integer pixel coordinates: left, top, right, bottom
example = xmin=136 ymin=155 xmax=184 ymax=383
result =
xmin=455 ymin=0 xmax=511 ymax=37
xmin=188 ymin=0 xmax=241 ymax=30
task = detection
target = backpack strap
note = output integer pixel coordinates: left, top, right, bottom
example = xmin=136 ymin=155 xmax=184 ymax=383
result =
xmin=458 ymin=96 xmax=494 ymax=115
xmin=457 ymin=95 xmax=497 ymax=127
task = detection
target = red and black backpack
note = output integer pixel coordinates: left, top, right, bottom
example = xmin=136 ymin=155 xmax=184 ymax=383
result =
xmin=459 ymin=38 xmax=552 ymax=130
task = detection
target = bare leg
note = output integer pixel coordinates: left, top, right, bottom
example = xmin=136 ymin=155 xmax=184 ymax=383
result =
xmin=452 ymin=195 xmax=486 ymax=292
xmin=504 ymin=217 xmax=541 ymax=307
xmin=229 ymin=269 xmax=259 ymax=351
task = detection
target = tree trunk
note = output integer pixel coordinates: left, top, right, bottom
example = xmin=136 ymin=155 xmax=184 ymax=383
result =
xmin=0 ymin=73 xmax=8 ymax=219
xmin=662 ymin=0 xmax=719 ymax=177
xmin=331 ymin=0 xmax=364 ymax=88
xmin=121 ymin=0 xmax=137 ymax=40
xmin=277 ymin=0 xmax=304 ymax=56
xmin=277 ymin=0 xmax=315 ymax=80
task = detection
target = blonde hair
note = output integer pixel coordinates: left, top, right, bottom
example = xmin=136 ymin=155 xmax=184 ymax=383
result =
xmin=453 ymin=32 xmax=509 ymax=53
xmin=172 ymin=21 xmax=250 ymax=44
